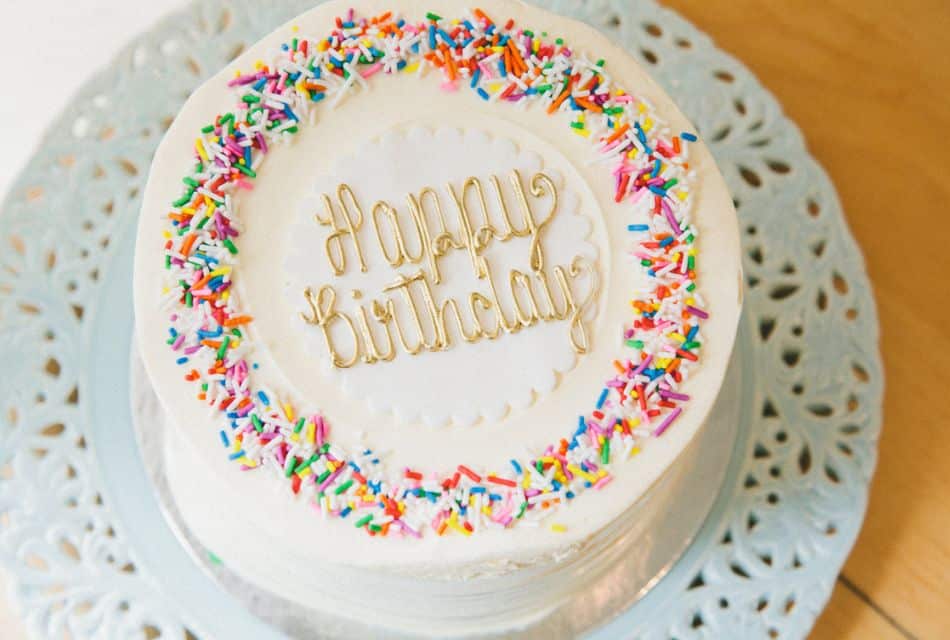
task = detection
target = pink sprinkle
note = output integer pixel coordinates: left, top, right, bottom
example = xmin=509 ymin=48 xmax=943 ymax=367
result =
xmin=686 ymin=305 xmax=709 ymax=319
xmin=653 ymin=407 xmax=682 ymax=437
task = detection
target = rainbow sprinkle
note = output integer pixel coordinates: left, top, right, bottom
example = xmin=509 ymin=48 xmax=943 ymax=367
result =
xmin=159 ymin=8 xmax=707 ymax=538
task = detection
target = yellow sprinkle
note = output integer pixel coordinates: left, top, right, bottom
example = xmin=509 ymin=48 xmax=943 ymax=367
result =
xmin=162 ymin=230 xmax=171 ymax=239
xmin=237 ymin=457 xmax=257 ymax=468
xmin=567 ymin=464 xmax=597 ymax=483
xmin=283 ymin=402 xmax=295 ymax=422
xmin=573 ymin=128 xmax=591 ymax=138
xmin=629 ymin=446 xmax=642 ymax=458
xmin=404 ymin=61 xmax=420 ymax=73
xmin=677 ymin=191 xmax=688 ymax=201
xmin=522 ymin=470 xmax=531 ymax=488
xmin=669 ymin=332 xmax=687 ymax=343
xmin=637 ymin=102 xmax=647 ymax=113
xmin=194 ymin=138 xmax=209 ymax=162
xmin=221 ymin=291 xmax=230 ymax=302
xmin=292 ymin=25 xmax=299 ymax=32
xmin=551 ymin=524 xmax=567 ymax=533
xmin=306 ymin=421 xmax=316 ymax=445
xmin=296 ymin=467 xmax=312 ymax=478
xmin=289 ymin=433 xmax=300 ymax=443
xmin=643 ymin=118 xmax=653 ymax=131
xmin=627 ymin=149 xmax=638 ymax=159
xmin=209 ymin=266 xmax=232 ymax=278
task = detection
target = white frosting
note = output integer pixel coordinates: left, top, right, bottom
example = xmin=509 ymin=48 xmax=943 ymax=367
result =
xmin=132 ymin=0 xmax=743 ymax=629
xmin=284 ymin=126 xmax=600 ymax=426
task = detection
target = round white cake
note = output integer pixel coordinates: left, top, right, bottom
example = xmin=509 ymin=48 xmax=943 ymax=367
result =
xmin=133 ymin=0 xmax=743 ymax=634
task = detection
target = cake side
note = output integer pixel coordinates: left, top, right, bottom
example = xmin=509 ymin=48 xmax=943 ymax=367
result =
xmin=133 ymin=0 xmax=742 ymax=579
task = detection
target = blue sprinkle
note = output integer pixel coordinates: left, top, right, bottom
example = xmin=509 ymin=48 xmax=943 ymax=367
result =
xmin=566 ymin=491 xmax=576 ymax=499
xmin=659 ymin=236 xmax=674 ymax=247
xmin=628 ymin=223 xmax=649 ymax=232
xmin=396 ymin=60 xmax=407 ymax=71
xmin=576 ymin=416 xmax=587 ymax=435
xmin=310 ymin=93 xmax=326 ymax=103
xmin=340 ymin=506 xmax=352 ymax=518
xmin=257 ymin=390 xmax=270 ymax=405
xmin=219 ymin=430 xmax=229 ymax=447
xmin=596 ymin=388 xmax=609 ymax=409
xmin=477 ymin=87 xmax=490 ymax=101
xmin=510 ymin=459 xmax=523 ymax=474
xmin=438 ymin=28 xmax=455 ymax=46
xmin=348 ymin=461 xmax=361 ymax=472
xmin=228 ymin=450 xmax=245 ymax=460
xmin=687 ymin=325 xmax=699 ymax=341
xmin=428 ymin=24 xmax=436 ymax=50
xmin=470 ymin=486 xmax=487 ymax=494
xmin=681 ymin=132 xmax=697 ymax=142
xmin=498 ymin=59 xmax=507 ymax=77
xmin=470 ymin=67 xmax=481 ymax=88
xmin=282 ymin=105 xmax=298 ymax=122
xmin=552 ymin=480 xmax=562 ymax=491
xmin=489 ymin=493 xmax=502 ymax=501
xmin=648 ymin=185 xmax=667 ymax=196
xmin=252 ymin=362 xmax=259 ymax=369
xmin=176 ymin=356 xmax=188 ymax=365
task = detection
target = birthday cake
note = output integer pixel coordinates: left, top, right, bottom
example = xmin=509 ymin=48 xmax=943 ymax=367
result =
xmin=133 ymin=0 xmax=742 ymax=634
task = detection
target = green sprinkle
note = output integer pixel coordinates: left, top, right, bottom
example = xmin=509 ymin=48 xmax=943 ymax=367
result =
xmin=242 ymin=94 xmax=260 ymax=104
xmin=294 ymin=417 xmax=306 ymax=434
xmin=686 ymin=283 xmax=696 ymax=292
xmin=555 ymin=37 xmax=564 ymax=45
xmin=536 ymin=460 xmax=544 ymax=474
xmin=662 ymin=178 xmax=678 ymax=190
xmin=641 ymin=258 xmax=652 ymax=267
xmin=230 ymin=328 xmax=242 ymax=338
xmin=172 ymin=192 xmax=193 ymax=208
xmin=596 ymin=58 xmax=606 ymax=67
xmin=196 ymin=215 xmax=211 ymax=229
xmin=517 ymin=502 xmax=527 ymax=518
xmin=604 ymin=106 xmax=624 ymax=115
xmin=223 ymin=238 xmax=238 ymax=254
xmin=335 ymin=479 xmax=354 ymax=495
xmin=601 ymin=439 xmax=610 ymax=464
xmin=626 ymin=339 xmax=644 ymax=349
xmin=165 ymin=254 xmax=171 ymax=270
xmin=234 ymin=162 xmax=257 ymax=178
xmin=185 ymin=291 xmax=193 ymax=307
xmin=317 ymin=470 xmax=331 ymax=483
xmin=295 ymin=454 xmax=319 ymax=474
xmin=208 ymin=551 xmax=223 ymax=565
xmin=369 ymin=524 xmax=382 ymax=532
xmin=536 ymin=83 xmax=553 ymax=93
xmin=285 ymin=456 xmax=297 ymax=478
xmin=570 ymin=121 xmax=585 ymax=130
xmin=217 ymin=336 xmax=230 ymax=360
xmin=687 ymin=255 xmax=695 ymax=270
xmin=251 ymin=413 xmax=263 ymax=433
xmin=683 ymin=340 xmax=701 ymax=350
xmin=201 ymin=124 xmax=215 ymax=134
xmin=354 ymin=514 xmax=374 ymax=528
xmin=425 ymin=12 xmax=442 ymax=21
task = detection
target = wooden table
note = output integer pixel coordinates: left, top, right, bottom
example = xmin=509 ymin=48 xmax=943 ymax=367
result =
xmin=662 ymin=1 xmax=950 ymax=638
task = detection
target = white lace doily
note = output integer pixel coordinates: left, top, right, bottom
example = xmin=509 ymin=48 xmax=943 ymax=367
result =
xmin=0 ymin=1 xmax=883 ymax=638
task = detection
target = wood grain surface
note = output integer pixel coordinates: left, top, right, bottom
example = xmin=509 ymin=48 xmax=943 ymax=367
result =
xmin=660 ymin=1 xmax=950 ymax=638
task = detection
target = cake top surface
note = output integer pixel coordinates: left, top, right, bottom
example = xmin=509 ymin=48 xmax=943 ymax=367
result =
xmin=134 ymin=0 xmax=742 ymax=570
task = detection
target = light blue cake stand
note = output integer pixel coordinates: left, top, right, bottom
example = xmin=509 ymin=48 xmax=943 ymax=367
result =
xmin=0 ymin=1 xmax=883 ymax=638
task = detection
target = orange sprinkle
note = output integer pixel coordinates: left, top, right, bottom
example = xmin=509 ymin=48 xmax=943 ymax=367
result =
xmin=605 ymin=123 xmax=630 ymax=145
xmin=223 ymin=315 xmax=253 ymax=327
xmin=180 ymin=233 xmax=197 ymax=257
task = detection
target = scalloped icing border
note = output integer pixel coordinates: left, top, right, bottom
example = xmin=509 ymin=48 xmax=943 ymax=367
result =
xmin=282 ymin=125 xmax=600 ymax=427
